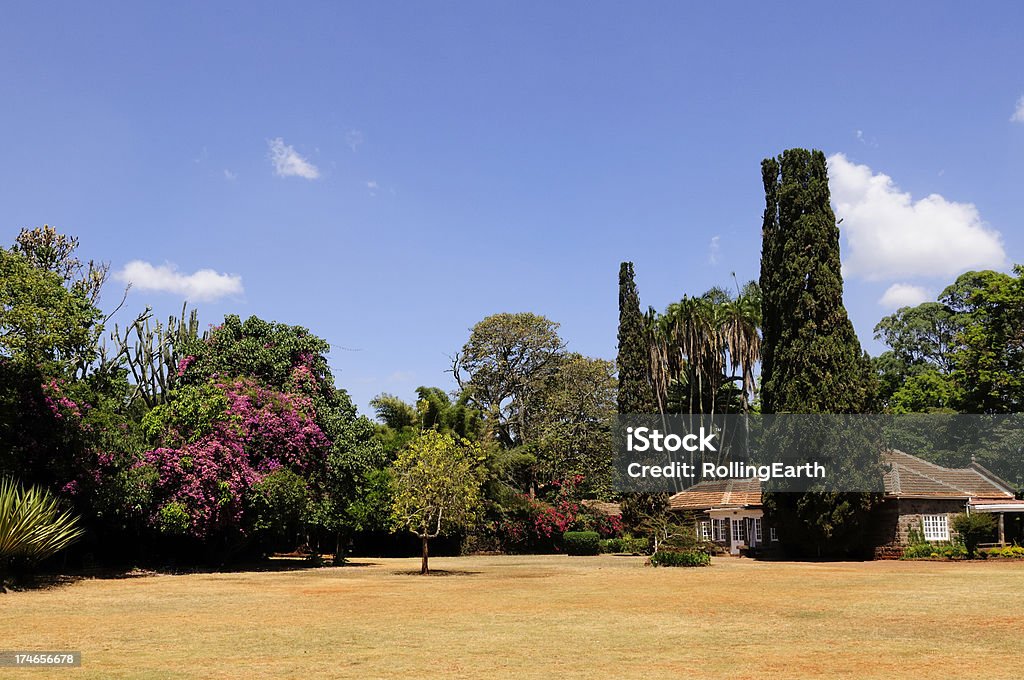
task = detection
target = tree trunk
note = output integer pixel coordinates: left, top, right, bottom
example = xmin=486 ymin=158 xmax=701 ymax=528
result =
xmin=420 ymin=536 xmax=429 ymax=575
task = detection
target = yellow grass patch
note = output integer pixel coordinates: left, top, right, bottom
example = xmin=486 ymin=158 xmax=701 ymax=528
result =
xmin=3 ymin=555 xmax=1022 ymax=679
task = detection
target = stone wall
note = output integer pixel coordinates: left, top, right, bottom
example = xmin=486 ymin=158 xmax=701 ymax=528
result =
xmin=871 ymin=497 xmax=968 ymax=558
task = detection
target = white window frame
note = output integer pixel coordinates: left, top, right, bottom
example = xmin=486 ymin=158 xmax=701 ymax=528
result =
xmin=711 ymin=518 xmax=726 ymax=542
xmin=770 ymin=527 xmax=778 ymax=542
xmin=732 ymin=518 xmax=747 ymax=542
xmin=752 ymin=517 xmax=763 ymax=544
xmin=922 ymin=514 xmax=949 ymax=541
xmin=698 ymin=520 xmax=711 ymax=540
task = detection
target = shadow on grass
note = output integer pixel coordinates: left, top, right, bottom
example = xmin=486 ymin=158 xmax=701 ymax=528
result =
xmin=390 ymin=569 xmax=482 ymax=577
xmin=1 ymin=557 xmax=378 ymax=593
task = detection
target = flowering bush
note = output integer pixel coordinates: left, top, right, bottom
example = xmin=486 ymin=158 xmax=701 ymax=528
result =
xmin=138 ymin=378 xmax=330 ymax=539
xmin=492 ymin=476 xmax=624 ymax=552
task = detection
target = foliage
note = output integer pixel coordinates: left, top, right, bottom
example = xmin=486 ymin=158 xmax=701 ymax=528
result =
xmin=599 ymin=536 xmax=651 ymax=555
xmin=140 ymin=377 xmax=330 ymax=540
xmin=647 ymin=281 xmax=761 ymax=417
xmin=873 ymin=267 xmax=1024 ymax=415
xmin=950 ymin=512 xmax=996 ymax=558
xmin=249 ymin=468 xmax=310 ymax=543
xmin=562 ymin=531 xmax=601 ymax=555
xmin=617 ymin=261 xmax=655 ymax=414
xmin=620 ymin=492 xmax=670 ymax=535
xmin=0 ymin=247 xmax=102 ymax=373
xmin=758 ymin=148 xmax=882 ymax=559
xmin=649 ymin=549 xmax=710 ymax=567
xmin=520 ymin=354 xmax=618 ymax=496
xmin=901 ymin=542 xmax=967 ymax=560
xmin=982 ymin=545 xmax=1024 ymax=559
xmin=390 ymin=430 xmax=483 ymax=573
xmin=453 ymin=312 xmax=564 ymax=449
xmin=490 ymin=476 xmax=622 ymax=552
xmin=0 ymin=478 xmax=84 ymax=586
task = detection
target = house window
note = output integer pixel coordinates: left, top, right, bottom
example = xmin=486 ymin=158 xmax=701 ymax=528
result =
xmin=711 ymin=518 xmax=726 ymax=542
xmin=752 ymin=518 xmax=763 ymax=543
xmin=698 ymin=521 xmax=711 ymax=541
xmin=732 ymin=518 xmax=747 ymax=542
xmin=922 ymin=514 xmax=949 ymax=541
xmin=770 ymin=527 xmax=778 ymax=542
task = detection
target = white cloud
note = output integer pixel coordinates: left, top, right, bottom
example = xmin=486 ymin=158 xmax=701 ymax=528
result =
xmin=708 ymin=235 xmax=721 ymax=265
xmin=1012 ymin=96 xmax=1024 ymax=123
xmin=223 ymin=169 xmax=237 ymax=181
xmin=346 ymin=129 xmax=365 ymax=151
xmin=268 ymin=138 xmax=320 ymax=179
xmin=116 ymin=260 xmax=243 ymax=302
xmin=878 ymin=283 xmax=930 ymax=309
xmin=827 ymin=153 xmax=1006 ymax=281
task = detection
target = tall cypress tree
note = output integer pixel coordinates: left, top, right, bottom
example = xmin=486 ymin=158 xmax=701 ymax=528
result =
xmin=617 ymin=262 xmax=655 ymax=414
xmin=616 ymin=262 xmax=667 ymax=531
xmin=759 ymin=149 xmax=880 ymax=557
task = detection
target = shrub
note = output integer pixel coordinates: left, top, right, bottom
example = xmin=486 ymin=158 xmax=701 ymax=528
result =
xmin=563 ymin=531 xmax=600 ymax=556
xmin=983 ymin=545 xmax=1024 ymax=559
xmin=951 ymin=513 xmax=996 ymax=558
xmin=0 ymin=478 xmax=85 ymax=587
xmin=649 ymin=550 xmax=711 ymax=567
xmin=901 ymin=542 xmax=967 ymax=560
xmin=600 ymin=537 xmax=651 ymax=555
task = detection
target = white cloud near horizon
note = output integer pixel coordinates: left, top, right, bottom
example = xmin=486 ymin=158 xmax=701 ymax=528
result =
xmin=827 ymin=153 xmax=1006 ymax=281
xmin=878 ymin=283 xmax=930 ymax=309
xmin=116 ymin=260 xmax=244 ymax=301
xmin=1012 ymin=96 xmax=1024 ymax=123
xmin=708 ymin=235 xmax=721 ymax=265
xmin=268 ymin=138 xmax=320 ymax=179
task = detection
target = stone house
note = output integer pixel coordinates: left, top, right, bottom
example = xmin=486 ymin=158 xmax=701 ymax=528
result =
xmin=668 ymin=450 xmax=1024 ymax=557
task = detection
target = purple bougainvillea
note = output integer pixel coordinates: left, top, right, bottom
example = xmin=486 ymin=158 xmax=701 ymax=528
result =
xmin=139 ymin=377 xmax=330 ymax=538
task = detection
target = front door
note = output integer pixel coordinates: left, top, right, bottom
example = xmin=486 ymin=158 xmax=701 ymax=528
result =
xmin=730 ymin=518 xmax=747 ymax=555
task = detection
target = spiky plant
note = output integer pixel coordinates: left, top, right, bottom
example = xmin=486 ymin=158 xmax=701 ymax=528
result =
xmin=0 ymin=478 xmax=84 ymax=588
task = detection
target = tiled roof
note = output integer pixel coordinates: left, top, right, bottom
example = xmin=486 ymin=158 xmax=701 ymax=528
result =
xmin=882 ymin=450 xmax=1015 ymax=499
xmin=581 ymin=500 xmax=622 ymax=516
xmin=668 ymin=478 xmax=762 ymax=511
xmin=666 ymin=450 xmax=1017 ymax=511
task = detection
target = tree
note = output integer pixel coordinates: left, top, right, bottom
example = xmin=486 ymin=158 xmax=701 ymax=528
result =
xmin=0 ymin=247 xmax=102 ymax=373
xmin=942 ymin=268 xmax=1024 ymax=413
xmin=453 ymin=313 xmax=564 ymax=448
xmin=647 ymin=282 xmax=761 ymax=417
xmin=874 ymin=302 xmax=959 ymax=373
xmin=951 ymin=512 xmax=996 ymax=559
xmin=617 ymin=262 xmax=655 ymax=414
xmin=758 ymin=148 xmax=881 ymax=558
xmin=526 ymin=353 xmax=617 ymax=496
xmin=871 ymin=267 xmax=1024 ymax=414
xmin=390 ymin=430 xmax=482 ymax=574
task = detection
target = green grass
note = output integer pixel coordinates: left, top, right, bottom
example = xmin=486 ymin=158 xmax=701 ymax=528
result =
xmin=2 ymin=555 xmax=1022 ymax=679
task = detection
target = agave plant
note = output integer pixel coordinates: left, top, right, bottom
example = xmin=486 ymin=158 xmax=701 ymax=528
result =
xmin=0 ymin=478 xmax=84 ymax=587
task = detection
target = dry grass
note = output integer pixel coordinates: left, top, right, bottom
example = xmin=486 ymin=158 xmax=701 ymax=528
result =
xmin=2 ymin=555 xmax=1022 ymax=679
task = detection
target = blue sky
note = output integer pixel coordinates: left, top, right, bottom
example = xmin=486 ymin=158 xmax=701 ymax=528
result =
xmin=3 ymin=2 xmax=1023 ymax=414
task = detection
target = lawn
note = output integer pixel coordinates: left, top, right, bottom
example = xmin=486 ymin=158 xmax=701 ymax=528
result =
xmin=2 ymin=555 xmax=1022 ymax=679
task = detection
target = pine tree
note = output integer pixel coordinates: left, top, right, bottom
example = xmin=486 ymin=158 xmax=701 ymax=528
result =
xmin=758 ymin=149 xmax=881 ymax=557
xmin=616 ymin=262 xmax=655 ymax=414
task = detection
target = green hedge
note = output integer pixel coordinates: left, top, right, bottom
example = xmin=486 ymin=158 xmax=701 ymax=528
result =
xmin=649 ymin=550 xmax=710 ymax=567
xmin=599 ymin=537 xmax=651 ymax=555
xmin=563 ymin=531 xmax=601 ymax=556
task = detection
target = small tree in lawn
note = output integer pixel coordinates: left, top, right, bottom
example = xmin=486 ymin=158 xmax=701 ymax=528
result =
xmin=390 ymin=430 xmax=482 ymax=574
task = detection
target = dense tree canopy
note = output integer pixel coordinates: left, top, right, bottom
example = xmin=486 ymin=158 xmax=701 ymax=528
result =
xmin=759 ymin=148 xmax=882 ymax=558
